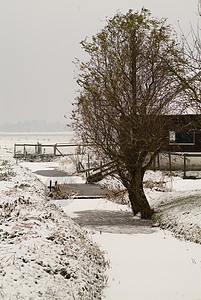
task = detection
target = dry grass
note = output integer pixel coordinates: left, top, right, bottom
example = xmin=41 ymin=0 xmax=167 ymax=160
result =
xmin=47 ymin=184 xmax=79 ymax=200
xmin=143 ymin=172 xmax=173 ymax=192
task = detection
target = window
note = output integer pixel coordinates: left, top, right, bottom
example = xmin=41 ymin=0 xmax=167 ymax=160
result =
xmin=169 ymin=130 xmax=195 ymax=145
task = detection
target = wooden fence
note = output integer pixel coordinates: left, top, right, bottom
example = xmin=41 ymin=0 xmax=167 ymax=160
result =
xmin=156 ymin=152 xmax=201 ymax=178
xmin=13 ymin=143 xmax=90 ymax=160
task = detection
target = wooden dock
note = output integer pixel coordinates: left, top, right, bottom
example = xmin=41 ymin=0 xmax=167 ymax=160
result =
xmin=13 ymin=143 xmax=90 ymax=160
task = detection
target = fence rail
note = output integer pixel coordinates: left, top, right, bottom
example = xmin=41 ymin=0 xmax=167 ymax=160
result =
xmin=13 ymin=143 xmax=90 ymax=159
xmin=157 ymin=152 xmax=201 ymax=178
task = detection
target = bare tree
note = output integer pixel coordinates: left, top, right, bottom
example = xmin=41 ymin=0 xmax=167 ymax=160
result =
xmin=72 ymin=9 xmax=196 ymax=219
xmin=174 ymin=2 xmax=201 ymax=106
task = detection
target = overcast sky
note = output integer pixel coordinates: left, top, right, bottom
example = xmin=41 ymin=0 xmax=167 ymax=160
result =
xmin=0 ymin=0 xmax=199 ymax=125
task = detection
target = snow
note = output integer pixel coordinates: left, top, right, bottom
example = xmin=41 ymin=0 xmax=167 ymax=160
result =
xmin=143 ymin=171 xmax=201 ymax=244
xmin=53 ymin=197 xmax=201 ymax=300
xmin=1 ymin=134 xmax=201 ymax=299
xmin=0 ymin=145 xmax=107 ymax=299
xmin=94 ymin=232 xmax=201 ymax=300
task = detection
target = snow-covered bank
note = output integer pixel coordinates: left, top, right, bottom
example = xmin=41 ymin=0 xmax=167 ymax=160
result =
xmin=151 ymin=190 xmax=201 ymax=244
xmin=100 ymin=170 xmax=201 ymax=244
xmin=0 ymin=149 xmax=107 ymax=299
xmin=144 ymin=171 xmax=201 ymax=244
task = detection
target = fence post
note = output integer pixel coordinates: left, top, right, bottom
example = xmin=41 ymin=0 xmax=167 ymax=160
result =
xmin=157 ymin=154 xmax=160 ymax=170
xmin=87 ymin=154 xmax=90 ymax=177
xmin=100 ymin=162 xmax=103 ymax=176
xmin=49 ymin=180 xmax=52 ymax=192
xmin=184 ymin=155 xmax=187 ymax=178
xmin=14 ymin=144 xmax=16 ymax=157
xmin=168 ymin=153 xmax=172 ymax=173
xmin=54 ymin=144 xmax=57 ymax=156
xmin=23 ymin=145 xmax=27 ymax=157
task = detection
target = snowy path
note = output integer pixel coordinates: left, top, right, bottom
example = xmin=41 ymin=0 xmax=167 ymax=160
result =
xmin=94 ymin=231 xmax=201 ymax=300
xmin=25 ymin=161 xmax=201 ymax=300
xmin=55 ymin=198 xmax=201 ymax=300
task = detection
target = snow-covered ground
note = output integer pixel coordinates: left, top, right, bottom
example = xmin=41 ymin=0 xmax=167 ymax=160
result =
xmin=1 ymin=134 xmax=201 ymax=299
xmin=52 ymin=197 xmax=201 ymax=300
xmin=144 ymin=170 xmax=201 ymax=244
xmin=0 ymin=145 xmax=107 ymax=299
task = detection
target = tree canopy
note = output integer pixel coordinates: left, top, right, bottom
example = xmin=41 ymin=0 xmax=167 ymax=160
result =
xmin=72 ymin=8 xmax=198 ymax=219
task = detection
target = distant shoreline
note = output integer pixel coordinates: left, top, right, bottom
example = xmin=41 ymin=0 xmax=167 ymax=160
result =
xmin=0 ymin=131 xmax=73 ymax=136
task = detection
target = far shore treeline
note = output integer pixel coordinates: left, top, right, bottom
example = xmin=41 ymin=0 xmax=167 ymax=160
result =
xmin=0 ymin=120 xmax=71 ymax=132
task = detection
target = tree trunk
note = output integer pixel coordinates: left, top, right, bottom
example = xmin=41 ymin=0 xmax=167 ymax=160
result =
xmin=128 ymin=168 xmax=152 ymax=219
